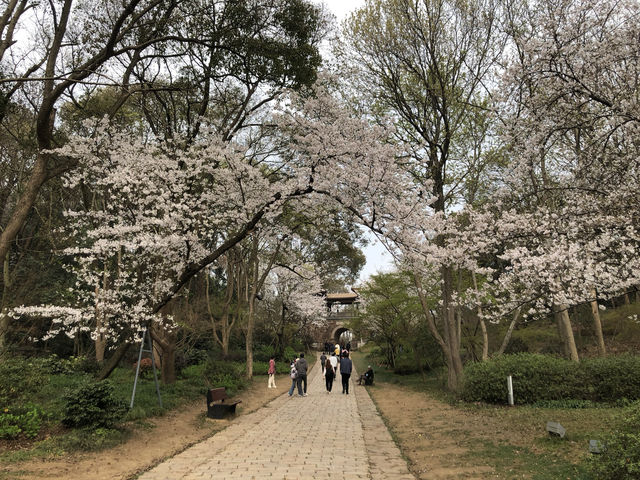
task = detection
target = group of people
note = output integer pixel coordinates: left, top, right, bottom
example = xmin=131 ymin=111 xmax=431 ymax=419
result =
xmin=319 ymin=350 xmax=352 ymax=394
xmin=268 ymin=349 xmax=374 ymax=396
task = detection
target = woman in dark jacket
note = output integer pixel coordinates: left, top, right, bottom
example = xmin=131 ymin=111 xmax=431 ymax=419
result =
xmin=324 ymin=358 xmax=335 ymax=393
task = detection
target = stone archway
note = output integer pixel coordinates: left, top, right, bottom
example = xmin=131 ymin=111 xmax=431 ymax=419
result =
xmin=313 ymin=289 xmax=362 ymax=350
xmin=332 ymin=326 xmax=352 ymax=345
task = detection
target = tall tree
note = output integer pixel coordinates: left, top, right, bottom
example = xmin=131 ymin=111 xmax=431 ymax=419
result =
xmin=342 ymin=0 xmax=503 ymax=390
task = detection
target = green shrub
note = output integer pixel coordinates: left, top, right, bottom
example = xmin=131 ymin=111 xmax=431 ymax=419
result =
xmin=589 ymin=402 xmax=640 ymax=479
xmin=57 ymin=427 xmax=129 ymax=452
xmin=531 ymin=399 xmax=601 ymax=409
xmin=62 ymin=380 xmax=127 ymax=429
xmin=504 ymin=336 xmax=529 ymax=354
xmin=582 ymin=355 xmax=640 ymax=402
xmin=203 ymin=358 xmax=246 ymax=395
xmin=0 ymin=358 xmax=47 ymax=404
xmin=31 ymin=355 xmax=73 ymax=375
xmin=463 ymin=354 xmax=640 ymax=405
xmin=252 ymin=360 xmax=285 ymax=376
xmin=0 ymin=404 xmax=43 ymax=439
xmin=462 ymin=353 xmax=583 ymax=404
xmin=252 ymin=360 xmax=269 ymax=376
xmin=175 ymin=348 xmax=208 ymax=371
xmin=282 ymin=347 xmax=297 ymax=363
xmin=254 ymin=345 xmax=275 ymax=362
xmin=392 ymin=354 xmax=421 ymax=375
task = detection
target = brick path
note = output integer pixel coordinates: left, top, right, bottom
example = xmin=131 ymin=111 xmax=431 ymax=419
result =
xmin=139 ymin=355 xmax=415 ymax=479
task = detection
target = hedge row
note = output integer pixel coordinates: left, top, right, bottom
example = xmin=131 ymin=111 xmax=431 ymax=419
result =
xmin=462 ymin=353 xmax=640 ymax=404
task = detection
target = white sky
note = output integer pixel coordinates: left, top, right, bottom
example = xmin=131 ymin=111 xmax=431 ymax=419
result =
xmin=317 ymin=0 xmax=366 ymax=21
xmin=313 ymin=0 xmax=396 ymax=285
xmin=358 ymin=230 xmax=396 ymax=284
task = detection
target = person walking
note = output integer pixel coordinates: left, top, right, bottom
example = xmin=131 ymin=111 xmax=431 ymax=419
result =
xmin=295 ymin=353 xmax=308 ymax=396
xmin=324 ymin=357 xmax=335 ymax=393
xmin=267 ymin=356 xmax=276 ymax=388
xmin=340 ymin=351 xmax=353 ymax=394
xmin=320 ymin=352 xmax=327 ymax=375
xmin=329 ymin=352 xmax=338 ymax=377
xmin=288 ymin=358 xmax=298 ymax=397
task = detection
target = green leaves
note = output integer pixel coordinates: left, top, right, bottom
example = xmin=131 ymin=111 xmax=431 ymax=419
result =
xmin=0 ymin=405 xmax=43 ymax=439
xmin=62 ymin=380 xmax=127 ymax=429
xmin=462 ymin=353 xmax=640 ymax=405
xmin=589 ymin=402 xmax=640 ymax=479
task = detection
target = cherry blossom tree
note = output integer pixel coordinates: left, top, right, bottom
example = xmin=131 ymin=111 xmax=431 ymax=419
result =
xmin=483 ymin=0 xmax=640 ymax=355
xmin=0 ymin=0 xmax=328 ymax=355
xmin=259 ymin=264 xmax=325 ymax=354
xmin=409 ymin=0 xmax=640 ymax=363
xmin=13 ymin=79 xmax=416 ymax=381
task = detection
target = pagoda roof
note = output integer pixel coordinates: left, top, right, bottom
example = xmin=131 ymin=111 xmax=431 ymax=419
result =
xmin=325 ymin=291 xmax=359 ymax=304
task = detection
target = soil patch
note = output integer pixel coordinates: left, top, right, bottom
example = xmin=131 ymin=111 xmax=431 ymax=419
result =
xmin=368 ymin=383 xmax=496 ymax=479
xmin=0 ymin=374 xmax=291 ymax=480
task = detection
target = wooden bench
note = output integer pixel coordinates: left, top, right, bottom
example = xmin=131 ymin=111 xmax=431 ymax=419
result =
xmin=206 ymin=387 xmax=242 ymax=419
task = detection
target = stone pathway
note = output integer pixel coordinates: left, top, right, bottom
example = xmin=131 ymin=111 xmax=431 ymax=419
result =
xmin=139 ymin=355 xmax=415 ymax=479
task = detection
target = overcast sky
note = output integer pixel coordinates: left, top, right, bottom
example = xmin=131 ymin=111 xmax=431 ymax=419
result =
xmin=318 ymin=0 xmax=365 ymax=21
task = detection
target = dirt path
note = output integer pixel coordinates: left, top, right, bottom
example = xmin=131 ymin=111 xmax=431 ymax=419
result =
xmin=0 ymin=374 xmax=292 ymax=480
xmin=368 ymin=384 xmax=497 ymax=479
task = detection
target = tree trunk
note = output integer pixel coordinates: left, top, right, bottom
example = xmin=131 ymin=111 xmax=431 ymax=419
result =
xmin=442 ymin=266 xmax=464 ymax=390
xmin=161 ymin=345 xmax=176 ymax=384
xmin=97 ymin=342 xmax=132 ymax=380
xmin=149 ymin=326 xmax=177 ymax=384
xmin=472 ymin=272 xmax=488 ymax=360
xmin=497 ymin=307 xmax=521 ymax=356
xmin=624 ymin=293 xmax=631 ymax=305
xmin=0 ymin=252 xmax=11 ymax=351
xmin=556 ymin=304 xmax=579 ymax=362
xmin=590 ymin=288 xmax=606 ymax=356
xmin=414 ymin=271 xmax=463 ymax=391
xmin=94 ymin=266 xmax=108 ymax=363
xmin=95 ymin=318 xmax=106 ymax=363
xmin=555 ymin=309 xmax=570 ymax=358
xmin=245 ymin=309 xmax=254 ymax=378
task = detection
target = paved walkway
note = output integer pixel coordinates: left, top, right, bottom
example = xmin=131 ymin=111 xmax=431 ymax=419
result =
xmin=139 ymin=355 xmax=415 ymax=479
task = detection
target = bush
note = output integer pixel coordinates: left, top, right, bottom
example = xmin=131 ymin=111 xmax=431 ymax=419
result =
xmin=0 ymin=358 xmax=47 ymax=404
xmin=462 ymin=354 xmax=640 ymax=405
xmin=252 ymin=360 xmax=286 ymax=376
xmin=582 ymin=355 xmax=640 ymax=402
xmin=203 ymin=358 xmax=246 ymax=395
xmin=589 ymin=402 xmax=640 ymax=479
xmin=531 ymin=399 xmax=601 ymax=409
xmin=254 ymin=345 xmax=275 ymax=362
xmin=62 ymin=380 xmax=127 ymax=429
xmin=282 ymin=347 xmax=297 ymax=363
xmin=57 ymin=427 xmax=129 ymax=452
xmin=392 ymin=354 xmax=421 ymax=375
xmin=504 ymin=336 xmax=529 ymax=354
xmin=0 ymin=404 xmax=43 ymax=439
xmin=175 ymin=348 xmax=208 ymax=371
xmin=252 ymin=361 xmax=269 ymax=376
xmin=462 ymin=353 xmax=583 ymax=404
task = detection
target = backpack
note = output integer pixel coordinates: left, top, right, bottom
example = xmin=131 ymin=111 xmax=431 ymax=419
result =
xmin=290 ymin=365 xmax=297 ymax=379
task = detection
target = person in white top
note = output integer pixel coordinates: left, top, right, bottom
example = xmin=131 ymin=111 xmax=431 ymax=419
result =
xmin=329 ymin=352 xmax=338 ymax=376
